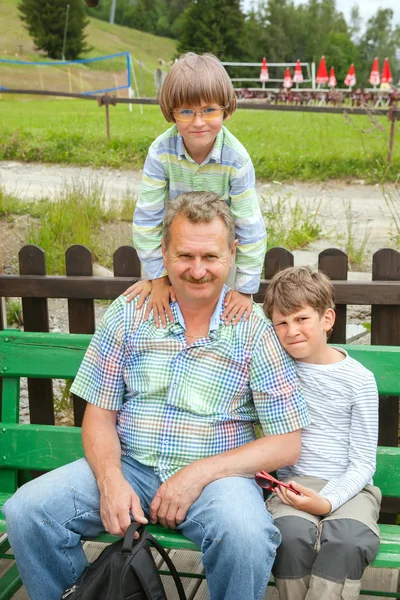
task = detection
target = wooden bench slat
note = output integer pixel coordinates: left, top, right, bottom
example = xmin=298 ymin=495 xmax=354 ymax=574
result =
xmin=343 ymin=345 xmax=400 ymax=396
xmin=0 ymin=424 xmax=83 ymax=470
xmin=0 ymin=331 xmax=88 ymax=379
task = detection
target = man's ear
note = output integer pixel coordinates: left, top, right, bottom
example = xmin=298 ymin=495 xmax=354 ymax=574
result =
xmin=230 ymin=239 xmax=238 ymax=260
xmin=323 ymin=308 xmax=336 ymax=332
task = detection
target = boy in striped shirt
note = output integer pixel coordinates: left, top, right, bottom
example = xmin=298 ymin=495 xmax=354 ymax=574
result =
xmin=124 ymin=52 xmax=266 ymax=327
xmin=263 ymin=266 xmax=381 ymax=600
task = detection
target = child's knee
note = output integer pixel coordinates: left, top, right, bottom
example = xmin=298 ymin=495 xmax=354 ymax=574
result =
xmin=273 ymin=516 xmax=317 ymax=578
xmin=316 ymin=519 xmax=380 ymax=580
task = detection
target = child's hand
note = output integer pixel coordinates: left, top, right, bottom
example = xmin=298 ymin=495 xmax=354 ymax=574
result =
xmin=123 ymin=279 xmax=152 ymax=306
xmin=145 ymin=277 xmax=176 ymax=328
xmin=275 ymin=481 xmax=332 ymax=516
xmin=222 ymin=291 xmax=253 ymax=325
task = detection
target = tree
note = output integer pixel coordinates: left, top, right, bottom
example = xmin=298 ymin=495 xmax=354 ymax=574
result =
xmin=358 ymin=9 xmax=400 ymax=86
xmin=176 ymin=0 xmax=246 ymax=61
xmin=19 ymin=0 xmax=91 ymax=60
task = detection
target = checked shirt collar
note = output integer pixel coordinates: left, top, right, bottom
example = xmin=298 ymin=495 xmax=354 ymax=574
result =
xmin=167 ymin=285 xmax=228 ymax=341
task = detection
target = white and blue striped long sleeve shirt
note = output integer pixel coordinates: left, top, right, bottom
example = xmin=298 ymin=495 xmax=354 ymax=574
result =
xmin=277 ymin=349 xmax=379 ymax=513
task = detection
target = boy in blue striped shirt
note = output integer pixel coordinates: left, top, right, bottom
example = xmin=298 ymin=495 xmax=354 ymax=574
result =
xmin=263 ymin=266 xmax=381 ymax=600
xmin=124 ymin=52 xmax=266 ymax=327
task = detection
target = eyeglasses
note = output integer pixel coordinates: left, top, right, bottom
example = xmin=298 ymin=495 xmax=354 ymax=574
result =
xmin=172 ymin=105 xmax=229 ymax=122
xmin=255 ymin=470 xmax=301 ymax=497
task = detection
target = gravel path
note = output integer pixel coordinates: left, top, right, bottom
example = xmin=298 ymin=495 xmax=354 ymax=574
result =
xmin=0 ymin=160 xmax=395 ymax=256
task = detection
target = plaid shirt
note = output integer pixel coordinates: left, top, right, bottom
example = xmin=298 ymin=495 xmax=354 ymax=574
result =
xmin=71 ymin=288 xmax=309 ymax=482
xmin=132 ymin=125 xmax=267 ymax=294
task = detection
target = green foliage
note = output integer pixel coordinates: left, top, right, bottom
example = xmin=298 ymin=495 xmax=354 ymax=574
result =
xmin=85 ymin=0 xmax=191 ymax=39
xmin=262 ymin=194 xmax=322 ymax=250
xmin=381 ymin=179 xmax=400 ymax=249
xmin=362 ymin=321 xmax=372 ymax=333
xmin=6 ymin=300 xmax=23 ymax=327
xmin=342 ymin=200 xmax=370 ymax=270
xmin=26 ymin=179 xmax=135 ymax=274
xmin=18 ymin=0 xmax=91 ymax=60
xmin=54 ymin=379 xmax=73 ymax=417
xmin=358 ymin=9 xmax=400 ymax=88
xmin=177 ymin=0 xmax=245 ymax=59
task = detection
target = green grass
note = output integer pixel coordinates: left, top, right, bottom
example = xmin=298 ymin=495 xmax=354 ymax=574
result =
xmin=261 ymin=194 xmax=322 ymax=249
xmin=1 ymin=98 xmax=399 ymax=181
xmin=1 ymin=179 xmax=135 ymax=275
xmin=6 ymin=299 xmax=22 ymax=327
xmin=0 ymin=0 xmax=176 ymax=96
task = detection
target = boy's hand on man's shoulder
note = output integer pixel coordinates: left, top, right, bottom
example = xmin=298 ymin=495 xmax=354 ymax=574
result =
xmin=222 ymin=291 xmax=253 ymax=325
xmin=275 ymin=481 xmax=332 ymax=516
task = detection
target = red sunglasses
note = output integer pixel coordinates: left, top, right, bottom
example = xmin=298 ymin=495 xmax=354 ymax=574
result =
xmin=255 ymin=470 xmax=301 ymax=496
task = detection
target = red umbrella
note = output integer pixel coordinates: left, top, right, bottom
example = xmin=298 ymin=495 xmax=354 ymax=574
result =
xmin=328 ymin=67 xmax=337 ymax=88
xmin=293 ymin=59 xmax=303 ymax=84
xmin=369 ymin=57 xmax=380 ymax=86
xmin=259 ymin=57 xmax=269 ymax=83
xmin=283 ymin=67 xmax=293 ymax=89
xmin=316 ymin=56 xmax=329 ymax=85
xmin=381 ymin=57 xmax=393 ymax=84
xmin=344 ymin=63 xmax=356 ymax=88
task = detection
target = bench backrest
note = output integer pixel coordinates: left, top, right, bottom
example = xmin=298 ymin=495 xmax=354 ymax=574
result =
xmin=1 ymin=330 xmax=400 ymax=496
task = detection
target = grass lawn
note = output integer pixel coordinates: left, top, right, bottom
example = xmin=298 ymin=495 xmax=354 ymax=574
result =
xmin=0 ymin=97 xmax=399 ymax=182
xmin=0 ymin=0 xmax=176 ymax=97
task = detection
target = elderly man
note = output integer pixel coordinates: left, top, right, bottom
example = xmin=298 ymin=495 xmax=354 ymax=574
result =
xmin=4 ymin=191 xmax=309 ymax=600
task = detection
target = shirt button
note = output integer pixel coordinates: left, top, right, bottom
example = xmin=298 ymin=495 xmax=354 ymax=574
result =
xmin=173 ymin=384 xmax=177 ymax=389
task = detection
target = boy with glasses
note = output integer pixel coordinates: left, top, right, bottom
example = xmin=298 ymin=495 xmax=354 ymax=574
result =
xmin=124 ymin=52 xmax=266 ymax=327
xmin=263 ymin=266 xmax=381 ymax=600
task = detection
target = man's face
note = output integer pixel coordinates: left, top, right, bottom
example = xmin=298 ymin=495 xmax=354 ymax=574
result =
xmin=162 ymin=214 xmax=237 ymax=306
xmin=271 ymin=305 xmax=335 ymax=363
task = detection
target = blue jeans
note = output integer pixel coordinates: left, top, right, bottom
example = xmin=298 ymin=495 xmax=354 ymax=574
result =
xmin=3 ymin=456 xmax=280 ymax=600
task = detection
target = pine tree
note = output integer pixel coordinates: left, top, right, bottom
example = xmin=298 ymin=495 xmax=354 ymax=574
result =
xmin=176 ymin=0 xmax=246 ymax=61
xmin=19 ymin=0 xmax=91 ymax=60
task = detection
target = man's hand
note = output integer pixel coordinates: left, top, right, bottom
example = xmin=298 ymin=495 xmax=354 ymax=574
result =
xmin=99 ymin=472 xmax=148 ymax=537
xmin=149 ymin=464 xmax=206 ymax=529
xmin=275 ymin=481 xmax=332 ymax=516
xmin=222 ymin=291 xmax=253 ymax=325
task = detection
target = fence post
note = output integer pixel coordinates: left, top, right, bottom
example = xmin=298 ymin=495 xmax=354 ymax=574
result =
xmin=113 ymin=246 xmax=141 ymax=279
xmin=264 ymin=247 xmax=294 ymax=280
xmin=318 ymin=249 xmax=348 ymax=344
xmin=66 ymin=245 xmax=95 ymax=427
xmin=371 ymin=248 xmax=400 ymax=523
xmin=19 ymin=245 xmax=54 ymax=425
xmin=371 ymin=249 xmax=400 ymax=446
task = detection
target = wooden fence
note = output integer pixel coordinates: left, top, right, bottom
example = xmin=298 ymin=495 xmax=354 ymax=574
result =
xmin=0 ymin=243 xmax=400 ymax=432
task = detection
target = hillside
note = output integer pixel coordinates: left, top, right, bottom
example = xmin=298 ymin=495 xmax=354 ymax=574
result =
xmin=0 ymin=0 xmax=177 ymax=97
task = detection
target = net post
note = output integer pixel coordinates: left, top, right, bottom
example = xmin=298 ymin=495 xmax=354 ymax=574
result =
xmin=129 ymin=54 xmax=142 ymax=115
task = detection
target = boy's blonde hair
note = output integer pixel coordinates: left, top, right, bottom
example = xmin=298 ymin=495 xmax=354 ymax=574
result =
xmin=263 ymin=266 xmax=335 ymax=319
xmin=159 ymin=52 xmax=237 ymax=122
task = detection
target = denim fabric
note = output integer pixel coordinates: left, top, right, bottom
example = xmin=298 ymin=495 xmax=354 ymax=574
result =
xmin=3 ymin=456 xmax=280 ymax=600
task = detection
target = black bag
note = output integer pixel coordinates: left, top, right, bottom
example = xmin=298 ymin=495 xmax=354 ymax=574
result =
xmin=61 ymin=522 xmax=187 ymax=600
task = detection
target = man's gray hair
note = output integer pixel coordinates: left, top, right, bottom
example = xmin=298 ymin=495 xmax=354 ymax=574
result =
xmin=163 ymin=191 xmax=236 ymax=248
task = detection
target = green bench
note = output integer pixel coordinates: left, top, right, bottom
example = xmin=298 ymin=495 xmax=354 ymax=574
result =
xmin=1 ymin=330 xmax=400 ymax=599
